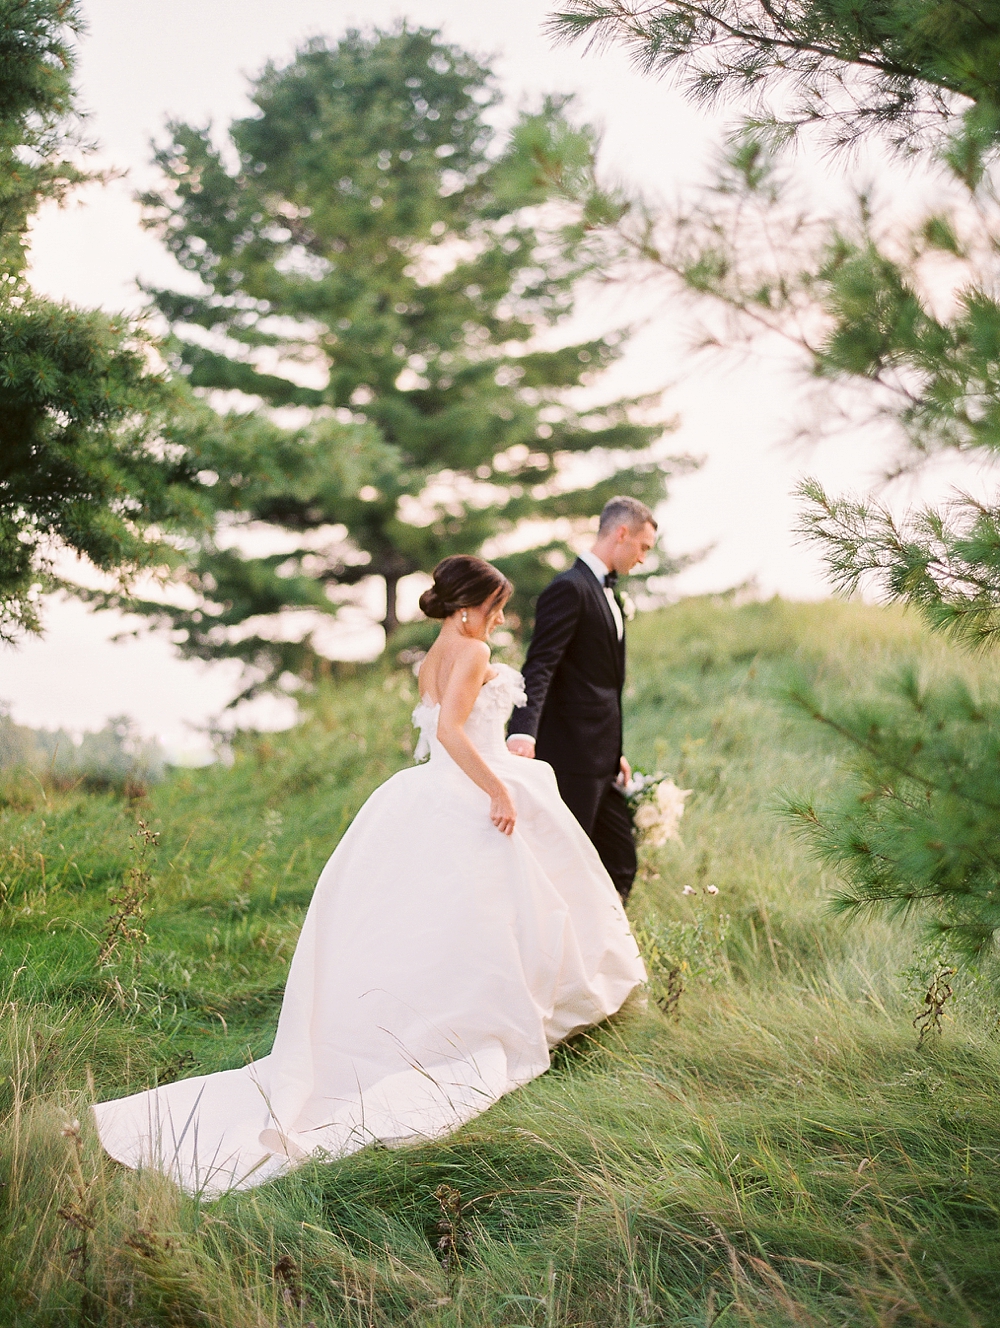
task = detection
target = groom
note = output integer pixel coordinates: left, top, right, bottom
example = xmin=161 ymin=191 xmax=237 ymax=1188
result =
xmin=507 ymin=496 xmax=658 ymax=902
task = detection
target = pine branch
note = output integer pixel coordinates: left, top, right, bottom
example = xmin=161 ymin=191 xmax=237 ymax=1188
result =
xmin=798 ymin=480 xmax=1000 ymax=650
xmin=548 ymin=0 xmax=999 ymax=156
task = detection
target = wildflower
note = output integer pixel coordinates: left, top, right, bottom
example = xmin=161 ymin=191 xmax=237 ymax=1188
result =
xmin=682 ymin=885 xmax=696 ymax=896
xmin=706 ymin=884 xmax=719 ymax=895
xmin=60 ymin=1119 xmax=81 ymax=1139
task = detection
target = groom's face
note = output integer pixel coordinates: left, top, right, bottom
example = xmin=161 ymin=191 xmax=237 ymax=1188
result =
xmin=611 ymin=521 xmax=658 ymax=574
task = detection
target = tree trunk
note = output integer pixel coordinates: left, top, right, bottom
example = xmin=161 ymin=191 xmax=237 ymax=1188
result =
xmin=383 ymin=574 xmax=400 ymax=637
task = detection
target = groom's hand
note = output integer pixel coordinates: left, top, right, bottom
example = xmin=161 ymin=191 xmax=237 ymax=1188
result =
xmin=507 ymin=736 xmax=536 ymax=759
xmin=617 ymin=756 xmax=632 ymax=787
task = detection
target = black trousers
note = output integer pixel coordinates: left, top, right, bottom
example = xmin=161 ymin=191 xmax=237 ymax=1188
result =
xmin=554 ymin=771 xmax=637 ymax=903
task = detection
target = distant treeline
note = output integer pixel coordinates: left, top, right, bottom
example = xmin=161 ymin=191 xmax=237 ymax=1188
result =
xmin=0 ymin=709 xmax=165 ymax=795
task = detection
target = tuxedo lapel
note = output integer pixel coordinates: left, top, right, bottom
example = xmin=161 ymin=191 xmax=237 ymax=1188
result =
xmin=573 ymin=559 xmax=621 ymax=665
xmin=568 ymin=555 xmax=616 ymax=642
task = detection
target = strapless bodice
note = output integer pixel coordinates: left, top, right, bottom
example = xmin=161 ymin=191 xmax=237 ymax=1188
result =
xmin=412 ymin=661 xmax=526 ymax=761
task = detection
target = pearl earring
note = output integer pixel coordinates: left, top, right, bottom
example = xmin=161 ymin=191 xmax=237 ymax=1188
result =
xmin=461 ymin=611 xmax=468 ymax=624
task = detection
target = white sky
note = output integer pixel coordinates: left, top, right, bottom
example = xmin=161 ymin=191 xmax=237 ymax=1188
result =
xmin=3 ymin=0 xmax=995 ymax=757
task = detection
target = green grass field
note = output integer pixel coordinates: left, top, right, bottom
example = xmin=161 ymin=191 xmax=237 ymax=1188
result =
xmin=2 ymin=597 xmax=1000 ymax=1326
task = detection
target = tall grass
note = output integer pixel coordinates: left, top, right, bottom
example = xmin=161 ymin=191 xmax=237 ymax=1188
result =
xmin=2 ymin=598 xmax=999 ymax=1325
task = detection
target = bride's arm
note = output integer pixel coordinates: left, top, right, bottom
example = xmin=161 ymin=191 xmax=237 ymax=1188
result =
xmin=436 ymin=642 xmax=517 ymax=836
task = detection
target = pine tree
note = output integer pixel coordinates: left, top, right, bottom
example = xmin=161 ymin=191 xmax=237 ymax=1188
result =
xmin=0 ymin=0 xmax=90 ymax=276
xmin=125 ymin=27 xmax=684 ymax=688
xmin=553 ymin=0 xmax=1000 ymax=957
xmin=0 ymin=0 xmax=204 ymax=639
xmin=784 ymin=668 xmax=1000 ymax=960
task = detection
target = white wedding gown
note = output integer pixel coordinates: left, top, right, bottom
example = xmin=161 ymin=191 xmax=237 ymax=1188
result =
xmin=93 ymin=664 xmax=645 ymax=1195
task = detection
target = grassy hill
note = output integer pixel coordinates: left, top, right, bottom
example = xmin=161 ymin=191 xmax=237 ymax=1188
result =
xmin=2 ymin=597 xmax=1000 ymax=1326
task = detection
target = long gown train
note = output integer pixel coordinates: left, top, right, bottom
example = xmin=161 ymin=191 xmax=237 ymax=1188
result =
xmin=92 ymin=664 xmax=646 ymax=1195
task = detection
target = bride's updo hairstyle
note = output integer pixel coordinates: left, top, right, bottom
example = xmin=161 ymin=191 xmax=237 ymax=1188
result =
xmin=419 ymin=555 xmax=513 ymax=620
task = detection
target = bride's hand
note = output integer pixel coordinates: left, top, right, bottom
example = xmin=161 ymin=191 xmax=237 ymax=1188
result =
xmin=490 ymin=785 xmax=517 ymax=836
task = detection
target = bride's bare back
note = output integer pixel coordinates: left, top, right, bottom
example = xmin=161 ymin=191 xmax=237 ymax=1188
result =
xmin=418 ymin=632 xmax=496 ymax=706
xmin=416 ymin=621 xmax=513 ymax=834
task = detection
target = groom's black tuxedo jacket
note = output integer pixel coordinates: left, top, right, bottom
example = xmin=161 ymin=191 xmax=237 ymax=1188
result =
xmin=508 ymin=558 xmax=625 ymax=779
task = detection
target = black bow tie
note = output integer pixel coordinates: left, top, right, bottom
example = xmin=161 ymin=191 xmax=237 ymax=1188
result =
xmin=603 ymin=570 xmax=618 ymax=589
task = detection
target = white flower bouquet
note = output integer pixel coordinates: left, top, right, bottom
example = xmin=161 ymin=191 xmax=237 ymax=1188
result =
xmin=623 ymin=770 xmax=692 ymax=847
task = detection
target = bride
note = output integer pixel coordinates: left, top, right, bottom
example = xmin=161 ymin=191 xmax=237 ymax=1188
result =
xmin=93 ymin=556 xmax=646 ymax=1195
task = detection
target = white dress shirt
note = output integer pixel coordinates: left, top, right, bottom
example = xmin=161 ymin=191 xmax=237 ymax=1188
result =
xmin=506 ymin=550 xmax=623 ymax=751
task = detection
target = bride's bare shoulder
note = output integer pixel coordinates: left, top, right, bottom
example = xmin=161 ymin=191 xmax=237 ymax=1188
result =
xmin=428 ymin=637 xmax=489 ymax=667
xmin=465 ymin=638 xmax=499 ymax=683
xmin=418 ymin=637 xmax=490 ymax=695
xmin=450 ymin=637 xmax=491 ymax=675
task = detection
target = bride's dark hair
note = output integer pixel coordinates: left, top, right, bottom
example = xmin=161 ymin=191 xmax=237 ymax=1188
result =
xmin=419 ymin=556 xmax=513 ymax=620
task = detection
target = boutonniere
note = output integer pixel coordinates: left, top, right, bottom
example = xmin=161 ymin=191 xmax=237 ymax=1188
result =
xmin=620 ymin=591 xmax=636 ymax=621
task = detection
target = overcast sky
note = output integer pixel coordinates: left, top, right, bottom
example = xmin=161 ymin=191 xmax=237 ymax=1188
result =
xmin=4 ymin=0 xmax=993 ymax=756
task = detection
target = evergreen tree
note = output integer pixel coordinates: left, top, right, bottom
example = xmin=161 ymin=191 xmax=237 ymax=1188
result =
xmin=784 ymin=668 xmax=1000 ymax=960
xmin=0 ymin=0 xmax=90 ymax=275
xmin=127 ymin=28 xmax=683 ymax=686
xmin=553 ymin=0 xmax=1000 ymax=957
xmin=0 ymin=0 xmax=204 ymax=639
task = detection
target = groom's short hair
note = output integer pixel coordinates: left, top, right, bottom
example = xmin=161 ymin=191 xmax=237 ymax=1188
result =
xmin=598 ymin=495 xmax=657 ymax=533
